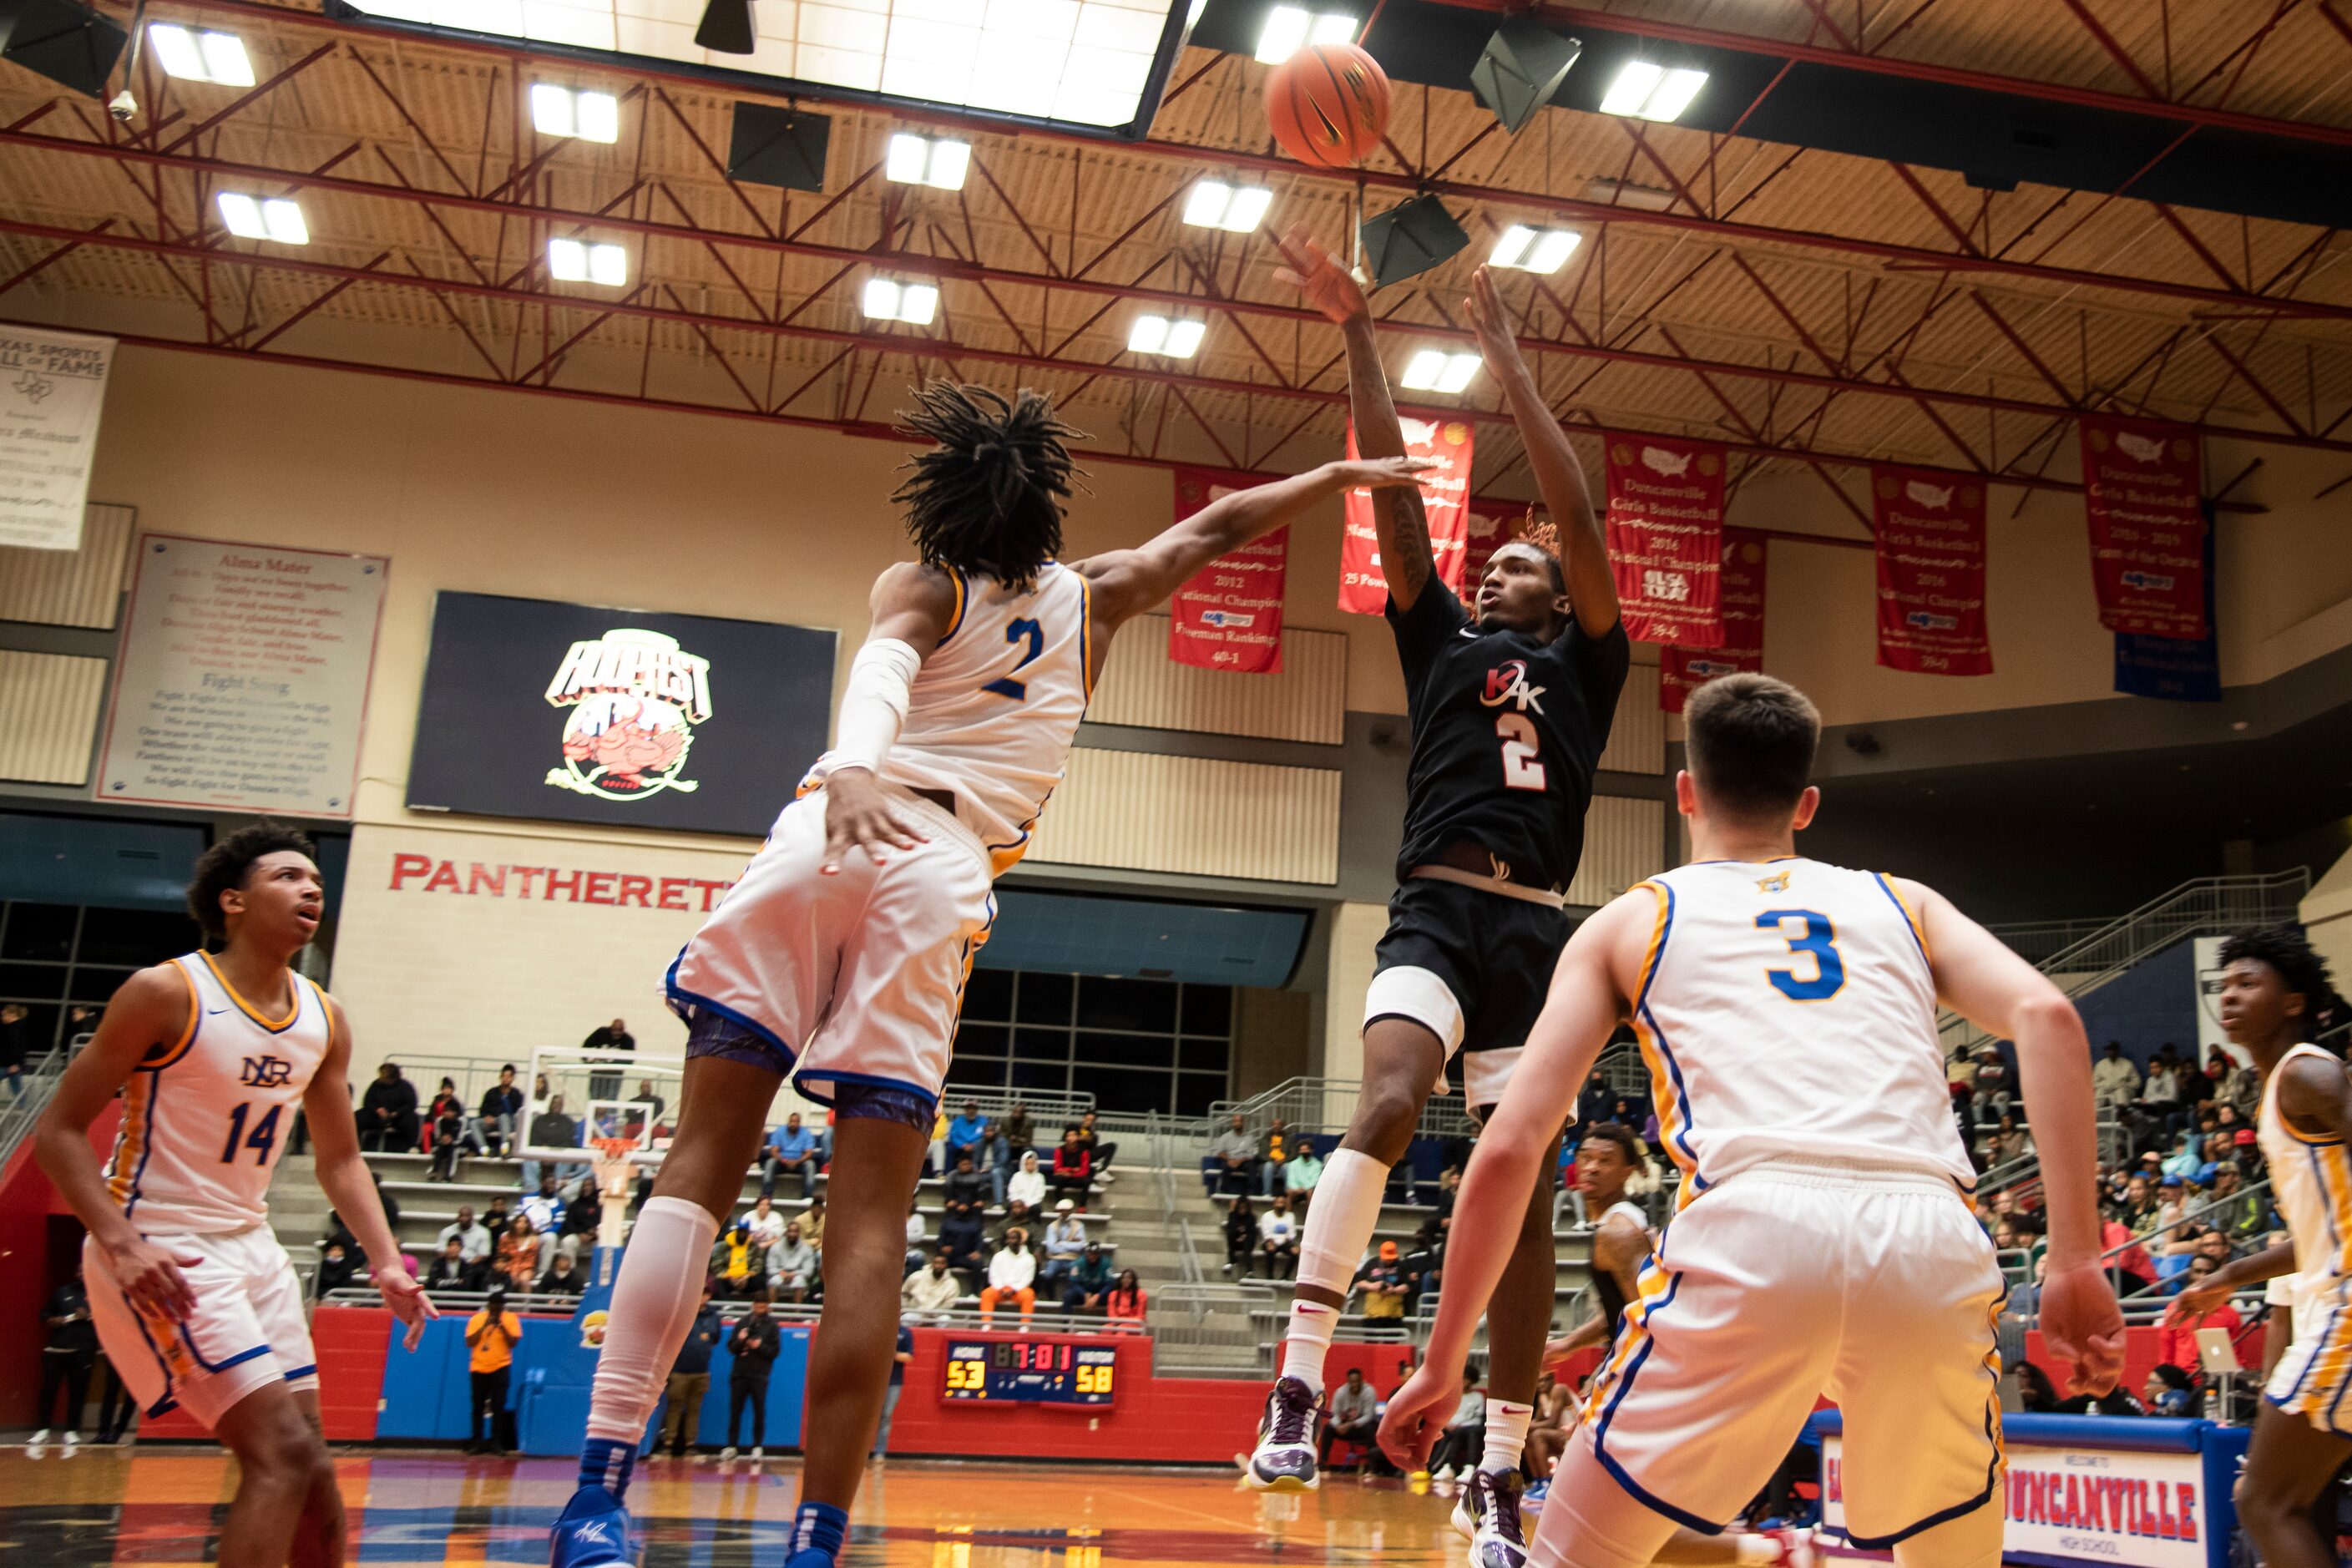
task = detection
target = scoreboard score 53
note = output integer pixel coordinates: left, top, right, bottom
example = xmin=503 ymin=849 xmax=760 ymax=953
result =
xmin=940 ymin=1337 xmax=1118 ymax=1405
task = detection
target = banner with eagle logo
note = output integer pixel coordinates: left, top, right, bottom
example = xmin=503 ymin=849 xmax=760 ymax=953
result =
xmin=1338 ymin=417 xmax=1473 ymax=614
xmin=2079 ymin=414 xmax=2208 ymax=640
xmin=1167 ymin=467 xmax=1287 ymax=673
xmin=1662 ymin=530 xmax=1767 ymax=713
xmin=1603 ymin=433 xmax=1725 ymax=646
xmin=1873 ymin=464 xmax=1992 ymax=676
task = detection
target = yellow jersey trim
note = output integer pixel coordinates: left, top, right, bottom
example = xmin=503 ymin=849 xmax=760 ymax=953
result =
xmin=141 ymin=960 xmax=201 ymax=1070
xmin=200 ymin=951 xmax=301 ymax=1033
xmin=938 ymin=565 xmax=969 ymax=646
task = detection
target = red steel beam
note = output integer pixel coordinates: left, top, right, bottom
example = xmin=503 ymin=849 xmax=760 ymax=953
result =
xmin=8 ymin=128 xmax=2349 ymax=457
xmin=2056 ymin=0 xmax=2169 ymax=100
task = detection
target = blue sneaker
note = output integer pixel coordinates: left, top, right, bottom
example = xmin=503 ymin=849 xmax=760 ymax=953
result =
xmin=1521 ymin=1479 xmax=1550 ymax=1513
xmin=550 ymin=1485 xmax=635 ymax=1568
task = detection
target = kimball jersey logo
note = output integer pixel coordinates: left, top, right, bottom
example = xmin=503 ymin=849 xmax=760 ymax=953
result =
xmin=544 ymin=629 xmax=713 ymax=801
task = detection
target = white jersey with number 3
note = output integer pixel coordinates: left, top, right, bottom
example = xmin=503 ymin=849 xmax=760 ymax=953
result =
xmin=104 ymin=952 xmax=333 ymax=1235
xmin=1629 ymin=857 xmax=1972 ymax=1200
xmin=807 ymin=561 xmax=1093 ymax=875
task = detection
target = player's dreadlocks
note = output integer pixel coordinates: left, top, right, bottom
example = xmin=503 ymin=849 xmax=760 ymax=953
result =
xmin=1513 ymin=509 xmax=1568 ymax=594
xmin=2219 ymin=924 xmax=2341 ymax=1036
xmin=188 ymin=819 xmax=317 ymax=948
xmin=893 ymin=382 xmax=1085 ymax=592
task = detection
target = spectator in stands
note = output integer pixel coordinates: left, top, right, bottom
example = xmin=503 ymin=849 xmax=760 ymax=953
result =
xmin=359 ymin=1061 xmax=418 ymax=1152
xmin=315 ymin=1240 xmax=357 ymax=1302
xmin=1257 ymin=1117 xmax=1293 ymax=1196
xmin=427 ymin=1080 xmax=468 ymax=1182
xmin=944 ymin=1155 xmax=991 ymax=1214
xmin=712 ymin=1219 xmax=763 ymax=1301
xmin=799 ymin=1194 xmax=826 ymax=1253
xmin=761 ymin=1113 xmax=820 ymax=1199
xmin=2145 ymin=1364 xmax=2201 ymax=1418
xmin=497 ymin=1217 xmax=540 ymax=1291
xmin=768 ymin=1221 xmax=818 ymax=1304
xmin=463 ymin=1287 xmax=521 ymax=1455
xmin=903 ymin=1252 xmax=962 ymax=1323
xmin=999 ymin=1100 xmax=1036 ymax=1172
xmin=1039 ymin=1201 xmax=1089 ymax=1295
xmin=1076 ymin=1110 xmax=1116 ymax=1176
xmin=0 ymin=1003 xmax=30 ymax=1101
xmin=2140 ymin=1047 xmax=2183 ymax=1134
xmin=1284 ymin=1139 xmax=1324 ymax=1211
xmin=477 ymin=1065 xmax=524 ymax=1157
xmin=1403 ymin=1219 xmax=1448 ymax=1316
xmin=878 ymin=1318 xmax=914 ymax=1460
xmin=1529 ymin=1371 xmax=1573 ymax=1479
xmin=2120 ymin=1173 xmax=2160 ymax=1235
xmin=524 ymin=1095 xmax=581 ymax=1189
xmin=1106 ymin=1269 xmax=1146 ymax=1324
xmin=426 ymin=1237 xmax=486 ymax=1295
xmin=2092 ymin=1042 xmax=2140 ymax=1110
xmin=1576 ymin=1070 xmax=1613 ymax=1137
xmin=741 ymin=1194 xmax=787 ymax=1251
xmin=980 ymin=1227 xmax=1038 ymax=1325
xmin=583 ymin=1016 xmax=633 ymax=1104
xmin=1433 ymin=1165 xmax=1461 ymax=1221
xmin=938 ymin=1196 xmax=987 ymax=1283
xmin=31 ymin=1269 xmax=96 ymax=1446
xmin=2223 ymin=1055 xmax=2261 ymax=1120
xmin=947 ymin=1100 xmax=990 ymax=1171
xmin=1257 ymin=1191 xmax=1300 ymax=1279
xmin=724 ymin=1293 xmax=780 ymax=1460
xmin=630 ymin=1076 xmax=667 ymax=1126
xmin=1354 ymin=1240 xmax=1408 ymax=1323
xmin=538 ymin=1252 xmax=585 ymax=1296
xmin=1224 ymin=1195 xmax=1257 ymax=1276
xmin=1985 ymin=1115 xmax=2031 ymax=1169
xmin=2203 ymin=1164 xmax=2269 ymax=1242
xmin=1063 ymin=1242 xmax=1115 ymax=1315
xmin=903 ymin=1198 xmax=928 ymax=1275
xmin=1970 ymin=1045 xmax=2016 ymax=1127
xmin=1424 ymin=1368 xmax=1487 ymax=1481
xmin=1049 ymin=1125 xmax=1095 ymax=1208
xmin=660 ymin=1284 xmax=722 ymax=1460
xmin=2102 ymin=1206 xmax=2159 ymax=1295
xmin=519 ymin=1173 xmax=567 ymax=1259
xmin=1007 ymin=1151 xmax=1046 ymax=1213
xmin=1208 ymin=1114 xmax=1258 ymax=1196
xmin=1320 ymin=1368 xmax=1380 ymax=1473
xmin=425 ymin=1075 xmax=464 ymax=1147
xmin=440 ymin=1205 xmax=492 ymax=1263
xmin=559 ymin=1184 xmax=603 ymax=1268
xmin=2157 ymin=1252 xmax=2241 ymax=1363
xmin=1000 ymin=1198 xmax=1041 ymax=1247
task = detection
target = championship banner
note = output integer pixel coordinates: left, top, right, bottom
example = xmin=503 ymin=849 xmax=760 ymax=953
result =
xmin=0 ymin=325 xmax=114 ymax=550
xmin=1603 ymin=433 xmax=1725 ymax=645
xmin=1662 ymin=530 xmax=1766 ymax=713
xmin=1338 ymin=416 xmax=1474 ymax=614
xmin=1872 ymin=463 xmax=1992 ymax=676
xmin=1168 ymin=468 xmax=1287 ymax=673
xmin=2114 ymin=505 xmax=2218 ymax=701
xmin=2081 ymin=413 xmax=2207 ymax=639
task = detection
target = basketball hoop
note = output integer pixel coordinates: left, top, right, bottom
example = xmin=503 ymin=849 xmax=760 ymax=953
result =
xmin=590 ymin=1136 xmax=640 ymax=1206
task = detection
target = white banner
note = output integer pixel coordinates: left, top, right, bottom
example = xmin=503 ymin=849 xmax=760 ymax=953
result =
xmin=97 ymin=534 xmax=388 ymax=817
xmin=0 ymin=326 xmax=115 ymax=551
xmin=1824 ymin=1436 xmax=2210 ymax=1568
xmin=2191 ymin=938 xmax=2249 ymax=1068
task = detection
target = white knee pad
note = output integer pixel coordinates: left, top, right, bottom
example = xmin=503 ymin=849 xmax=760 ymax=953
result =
xmin=1296 ymin=1148 xmax=1392 ymax=1294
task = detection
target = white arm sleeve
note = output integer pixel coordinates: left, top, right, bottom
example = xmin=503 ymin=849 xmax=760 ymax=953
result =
xmin=822 ymin=636 xmax=922 ymax=774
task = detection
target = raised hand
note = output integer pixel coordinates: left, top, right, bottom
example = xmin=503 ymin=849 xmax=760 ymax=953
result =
xmin=1272 ymin=225 xmax=1369 ymax=326
xmin=1330 ymin=455 xmax=1435 ymax=490
xmin=1463 ymin=266 xmax=1528 ymax=378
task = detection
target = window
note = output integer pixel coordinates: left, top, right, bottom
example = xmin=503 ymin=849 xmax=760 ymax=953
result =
xmin=951 ymin=970 xmax=1232 ymax=1115
xmin=0 ymin=901 xmax=200 ymax=1058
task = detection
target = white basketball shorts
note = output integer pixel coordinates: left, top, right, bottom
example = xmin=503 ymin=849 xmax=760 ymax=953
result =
xmin=2264 ymin=1290 xmax=2352 ymax=1434
xmin=85 ymin=1225 xmax=319 ymax=1429
xmin=667 ymin=790 xmax=995 ymax=1110
xmin=1568 ymin=1159 xmax=2005 ymax=1553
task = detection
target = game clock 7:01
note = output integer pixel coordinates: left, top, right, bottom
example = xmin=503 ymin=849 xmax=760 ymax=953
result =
xmin=939 ymin=1338 xmax=1118 ymax=1405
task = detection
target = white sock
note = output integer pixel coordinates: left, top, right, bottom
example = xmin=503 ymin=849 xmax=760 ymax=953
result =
xmin=1280 ymin=1301 xmax=1338 ymax=1394
xmin=584 ymin=1196 xmax=720 ymax=1445
xmin=1481 ymin=1399 xmax=1532 ymax=1474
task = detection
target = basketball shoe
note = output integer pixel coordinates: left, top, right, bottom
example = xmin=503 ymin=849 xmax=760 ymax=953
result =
xmin=1452 ymin=1469 xmax=1530 ymax=1568
xmin=1244 ymin=1376 xmax=1323 ymax=1491
xmin=549 ymin=1487 xmax=635 ymax=1568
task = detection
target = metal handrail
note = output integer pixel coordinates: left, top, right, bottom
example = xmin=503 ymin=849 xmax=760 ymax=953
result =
xmin=0 ymin=1038 xmax=83 ymax=1171
xmin=1206 ymin=1077 xmax=1478 ymax=1143
xmin=319 ymin=1288 xmax=1154 ymax=1334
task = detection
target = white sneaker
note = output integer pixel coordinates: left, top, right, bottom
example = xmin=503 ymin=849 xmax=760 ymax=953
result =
xmin=720 ymin=1445 xmax=737 ymax=1460
xmin=28 ymin=1429 xmax=50 ymax=1446
xmin=63 ymin=1433 xmax=79 ymax=1447
xmin=750 ymin=1446 xmax=764 ymax=1461
xmin=1455 ymin=1469 xmax=1530 ymax=1568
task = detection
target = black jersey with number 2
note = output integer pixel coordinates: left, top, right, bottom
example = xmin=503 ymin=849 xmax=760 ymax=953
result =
xmin=1386 ymin=580 xmax=1630 ymax=890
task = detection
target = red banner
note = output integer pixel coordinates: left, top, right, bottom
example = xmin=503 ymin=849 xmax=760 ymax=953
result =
xmin=1338 ymin=416 xmax=1474 ymax=614
xmin=1604 ymin=433 xmax=1725 ymax=645
xmin=1873 ymin=464 xmax=1992 ymax=676
xmin=1168 ymin=468 xmax=1287 ymax=673
xmin=1662 ymin=530 xmax=1767 ymax=713
xmin=1459 ymin=499 xmax=1521 ymax=596
xmin=2080 ymin=414 xmax=2207 ymax=639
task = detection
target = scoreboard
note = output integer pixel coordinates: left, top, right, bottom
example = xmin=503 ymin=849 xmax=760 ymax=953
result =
xmin=939 ymin=1336 xmax=1119 ymax=1406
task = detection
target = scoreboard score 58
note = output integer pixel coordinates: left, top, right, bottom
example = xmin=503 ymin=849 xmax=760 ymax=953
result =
xmin=940 ymin=1336 xmax=1118 ymax=1405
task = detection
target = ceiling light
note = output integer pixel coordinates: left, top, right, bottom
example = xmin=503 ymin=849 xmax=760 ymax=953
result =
xmin=1164 ymin=319 xmax=1207 ymax=357
xmin=1598 ymin=60 xmax=1707 ymax=122
xmin=1400 ymin=349 xmax=1479 ymax=394
xmin=1127 ymin=315 xmax=1206 ymax=357
xmin=531 ymin=84 xmax=620 ymax=144
xmin=215 ymin=193 xmax=307 ymax=245
xmin=1256 ymin=7 xmax=1355 ymax=64
xmin=1489 ymin=225 xmax=1581 ymax=273
xmin=886 ymin=132 xmax=970 ymax=190
xmin=862 ymin=277 xmax=939 ymax=325
xmin=148 ymin=23 xmax=255 ymax=86
xmin=1182 ymin=180 xmax=1273 ymax=233
xmin=549 ymin=237 xmax=628 ymax=286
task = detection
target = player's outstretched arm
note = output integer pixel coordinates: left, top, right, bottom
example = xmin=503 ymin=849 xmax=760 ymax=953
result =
xmin=1378 ymin=891 xmax=1643 ymax=1472
xmin=1076 ymin=456 xmax=1431 ymax=630
xmin=305 ymin=994 xmax=435 ymax=1348
xmin=34 ymin=965 xmax=205 ymax=1321
xmin=1915 ymin=881 xmax=2125 ymax=1393
xmin=814 ymin=562 xmax=959 ymax=873
xmin=1464 ymin=266 xmax=1617 ymax=635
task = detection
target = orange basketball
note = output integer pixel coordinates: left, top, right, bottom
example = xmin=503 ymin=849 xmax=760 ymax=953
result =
xmin=1265 ymin=43 xmax=1392 ymax=169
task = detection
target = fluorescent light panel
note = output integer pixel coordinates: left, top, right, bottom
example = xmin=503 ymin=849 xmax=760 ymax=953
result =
xmin=549 ymin=238 xmax=628 ymax=285
xmin=1129 ymin=315 xmax=1204 ymax=357
xmin=1490 ymin=225 xmax=1581 ymax=273
xmin=1255 ymin=6 xmax=1354 ymax=63
xmin=1400 ymin=349 xmax=1479 ymax=393
xmin=1598 ymin=60 xmax=1707 ymax=122
xmin=886 ymin=133 xmax=969 ymax=190
xmin=215 ymin=193 xmax=307 ymax=245
xmin=862 ymin=277 xmax=939 ymax=325
xmin=531 ymin=83 xmax=620 ymax=143
xmin=335 ymin=1 xmax=1179 ymax=129
xmin=1182 ymin=180 xmax=1273 ymax=233
xmin=148 ymin=24 xmax=255 ymax=86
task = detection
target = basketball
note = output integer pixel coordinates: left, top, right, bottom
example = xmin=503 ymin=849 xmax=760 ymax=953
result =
xmin=1265 ymin=43 xmax=1393 ymax=169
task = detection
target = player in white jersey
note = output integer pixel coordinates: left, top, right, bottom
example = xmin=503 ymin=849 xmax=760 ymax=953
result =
xmin=35 ymin=822 xmax=428 ymax=1568
xmin=2164 ymin=927 xmax=2345 ymax=1568
xmin=1379 ymin=674 xmax=2123 ymax=1568
xmin=553 ymin=380 xmax=1428 ymax=1568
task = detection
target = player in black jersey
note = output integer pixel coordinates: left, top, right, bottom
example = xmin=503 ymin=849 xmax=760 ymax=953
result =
xmin=1248 ymin=235 xmax=1626 ymax=1568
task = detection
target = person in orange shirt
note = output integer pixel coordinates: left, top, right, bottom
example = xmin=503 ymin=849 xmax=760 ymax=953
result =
xmin=466 ymin=1288 xmax=523 ymax=1454
xmin=1105 ymin=1270 xmax=1147 ymax=1323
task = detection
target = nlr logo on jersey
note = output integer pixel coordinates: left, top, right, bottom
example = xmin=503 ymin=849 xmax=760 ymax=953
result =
xmin=240 ymin=1054 xmax=296 ymax=1088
